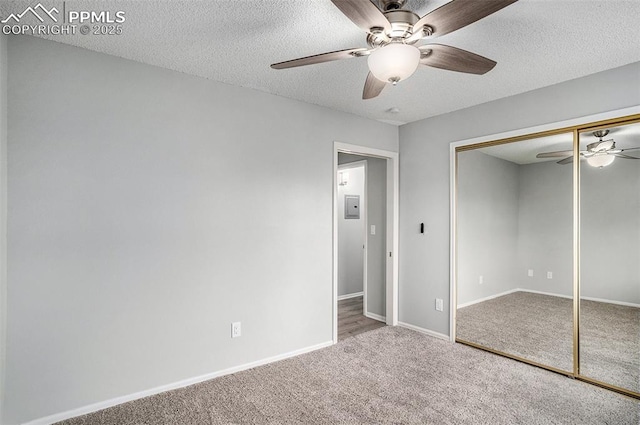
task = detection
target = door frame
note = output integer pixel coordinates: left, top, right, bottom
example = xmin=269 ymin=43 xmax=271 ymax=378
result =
xmin=337 ymin=160 xmax=368 ymax=315
xmin=333 ymin=142 xmax=399 ymax=344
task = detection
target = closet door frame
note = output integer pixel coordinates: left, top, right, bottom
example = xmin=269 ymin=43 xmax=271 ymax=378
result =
xmin=449 ymin=106 xmax=640 ymax=399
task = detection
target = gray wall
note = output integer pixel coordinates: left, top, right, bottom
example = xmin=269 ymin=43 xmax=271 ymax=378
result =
xmin=4 ymin=35 xmax=398 ymax=424
xmin=399 ymin=61 xmax=640 ymax=336
xmin=364 ymin=157 xmax=387 ymax=317
xmin=458 ymin=151 xmax=638 ymax=306
xmin=338 ymin=154 xmax=387 ymax=318
xmin=517 ymin=158 xmax=639 ymax=302
xmin=457 ymin=150 xmax=519 ymax=305
xmin=337 ymin=164 xmax=365 ymax=297
xmin=516 ymin=161 xmax=574 ymax=297
xmin=0 ymin=32 xmax=7 ymax=425
xmin=580 ymin=158 xmax=639 ymax=303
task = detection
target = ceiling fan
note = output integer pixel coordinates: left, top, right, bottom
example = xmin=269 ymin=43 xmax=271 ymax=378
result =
xmin=270 ymin=0 xmax=518 ymax=99
xmin=536 ymin=130 xmax=640 ymax=168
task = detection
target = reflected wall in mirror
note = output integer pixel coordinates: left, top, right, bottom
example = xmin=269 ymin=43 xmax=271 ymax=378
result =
xmin=456 ymin=133 xmax=574 ymax=372
xmin=579 ymin=120 xmax=640 ymax=394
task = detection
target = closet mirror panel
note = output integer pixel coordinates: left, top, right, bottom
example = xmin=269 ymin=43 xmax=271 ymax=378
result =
xmin=579 ymin=120 xmax=640 ymax=394
xmin=456 ymin=133 xmax=574 ymax=372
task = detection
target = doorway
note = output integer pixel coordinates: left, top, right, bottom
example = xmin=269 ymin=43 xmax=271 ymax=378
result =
xmin=337 ymin=157 xmax=385 ymax=340
xmin=333 ymin=142 xmax=399 ymax=344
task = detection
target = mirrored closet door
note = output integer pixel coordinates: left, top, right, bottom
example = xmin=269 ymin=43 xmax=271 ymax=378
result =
xmin=579 ymin=120 xmax=640 ymax=394
xmin=454 ymin=113 xmax=640 ymax=398
xmin=456 ymin=132 xmax=574 ymax=373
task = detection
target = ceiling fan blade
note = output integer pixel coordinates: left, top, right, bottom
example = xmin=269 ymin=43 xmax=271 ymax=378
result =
xmin=331 ymin=0 xmax=391 ymax=33
xmin=413 ymin=0 xmax=518 ymax=37
xmin=621 ymin=146 xmax=640 ymax=152
xmin=536 ymin=150 xmax=574 ymax=158
xmin=586 ymin=141 xmax=602 ymax=151
xmin=271 ymin=48 xmax=368 ymax=69
xmin=587 ymin=139 xmax=614 ymax=152
xmin=615 ymin=153 xmax=640 ymax=160
xmin=419 ymin=44 xmax=496 ymax=75
xmin=363 ymin=72 xmax=386 ymax=99
xmin=557 ymin=156 xmax=573 ymax=165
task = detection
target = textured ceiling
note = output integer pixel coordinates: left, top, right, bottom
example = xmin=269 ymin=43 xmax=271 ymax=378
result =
xmin=2 ymin=0 xmax=640 ymax=124
xmin=479 ymin=122 xmax=640 ymax=164
xmin=479 ymin=133 xmax=573 ymax=164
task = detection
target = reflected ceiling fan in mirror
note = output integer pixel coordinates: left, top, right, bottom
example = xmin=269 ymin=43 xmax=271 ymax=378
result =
xmin=270 ymin=0 xmax=518 ymax=99
xmin=536 ymin=130 xmax=640 ymax=168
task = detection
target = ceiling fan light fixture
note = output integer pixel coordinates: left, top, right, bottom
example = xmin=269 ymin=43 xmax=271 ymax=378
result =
xmin=586 ymin=153 xmax=615 ymax=168
xmin=368 ymin=43 xmax=420 ymax=85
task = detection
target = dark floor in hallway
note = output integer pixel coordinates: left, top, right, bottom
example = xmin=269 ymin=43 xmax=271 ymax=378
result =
xmin=338 ymin=296 xmax=385 ymax=341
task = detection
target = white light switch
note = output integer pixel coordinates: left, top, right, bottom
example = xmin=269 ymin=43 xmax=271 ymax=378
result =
xmin=370 ymin=225 xmax=376 ymax=235
xmin=528 ymin=269 xmax=534 ymax=277
xmin=435 ymin=298 xmax=444 ymax=311
xmin=547 ymin=271 xmax=553 ymax=279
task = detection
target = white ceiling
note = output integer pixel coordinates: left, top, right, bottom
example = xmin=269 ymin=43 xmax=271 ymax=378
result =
xmin=2 ymin=0 xmax=640 ymax=125
xmin=479 ymin=133 xmax=573 ymax=164
xmin=478 ymin=121 xmax=640 ymax=164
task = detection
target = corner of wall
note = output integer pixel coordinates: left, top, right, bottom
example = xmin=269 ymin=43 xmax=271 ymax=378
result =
xmin=0 ymin=31 xmax=8 ymax=425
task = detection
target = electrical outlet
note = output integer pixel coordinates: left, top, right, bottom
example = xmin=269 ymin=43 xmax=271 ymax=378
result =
xmin=527 ymin=269 xmax=534 ymax=277
xmin=435 ymin=298 xmax=444 ymax=312
xmin=547 ymin=271 xmax=553 ymax=279
xmin=231 ymin=322 xmax=241 ymax=338
xmin=479 ymin=275 xmax=483 ymax=285
xmin=370 ymin=225 xmax=376 ymax=235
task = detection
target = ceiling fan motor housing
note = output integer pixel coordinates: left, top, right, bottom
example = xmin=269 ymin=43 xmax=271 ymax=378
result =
xmin=380 ymin=0 xmax=407 ymax=11
xmin=367 ymin=9 xmax=420 ymax=47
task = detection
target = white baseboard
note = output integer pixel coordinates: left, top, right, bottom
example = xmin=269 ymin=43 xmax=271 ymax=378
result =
xmin=458 ymin=288 xmax=640 ymax=309
xmin=581 ymin=295 xmax=640 ymax=308
xmin=457 ymin=288 xmax=520 ymax=309
xmin=337 ymin=291 xmax=364 ymax=301
xmin=517 ymin=288 xmax=572 ymax=300
xmin=398 ymin=322 xmax=451 ymax=342
xmin=23 ymin=340 xmax=334 ymax=425
xmin=518 ymin=288 xmax=640 ymax=308
xmin=365 ymin=312 xmax=386 ymax=323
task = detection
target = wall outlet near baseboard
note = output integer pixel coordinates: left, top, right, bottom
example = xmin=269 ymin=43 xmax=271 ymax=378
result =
xmin=546 ymin=271 xmax=553 ymax=279
xmin=478 ymin=275 xmax=483 ymax=285
xmin=435 ymin=298 xmax=444 ymax=311
xmin=231 ymin=322 xmax=241 ymax=338
xmin=527 ymin=269 xmax=534 ymax=277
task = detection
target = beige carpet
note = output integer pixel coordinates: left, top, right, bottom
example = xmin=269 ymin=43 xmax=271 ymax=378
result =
xmin=457 ymin=291 xmax=639 ymax=393
xmin=58 ymin=326 xmax=638 ymax=424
